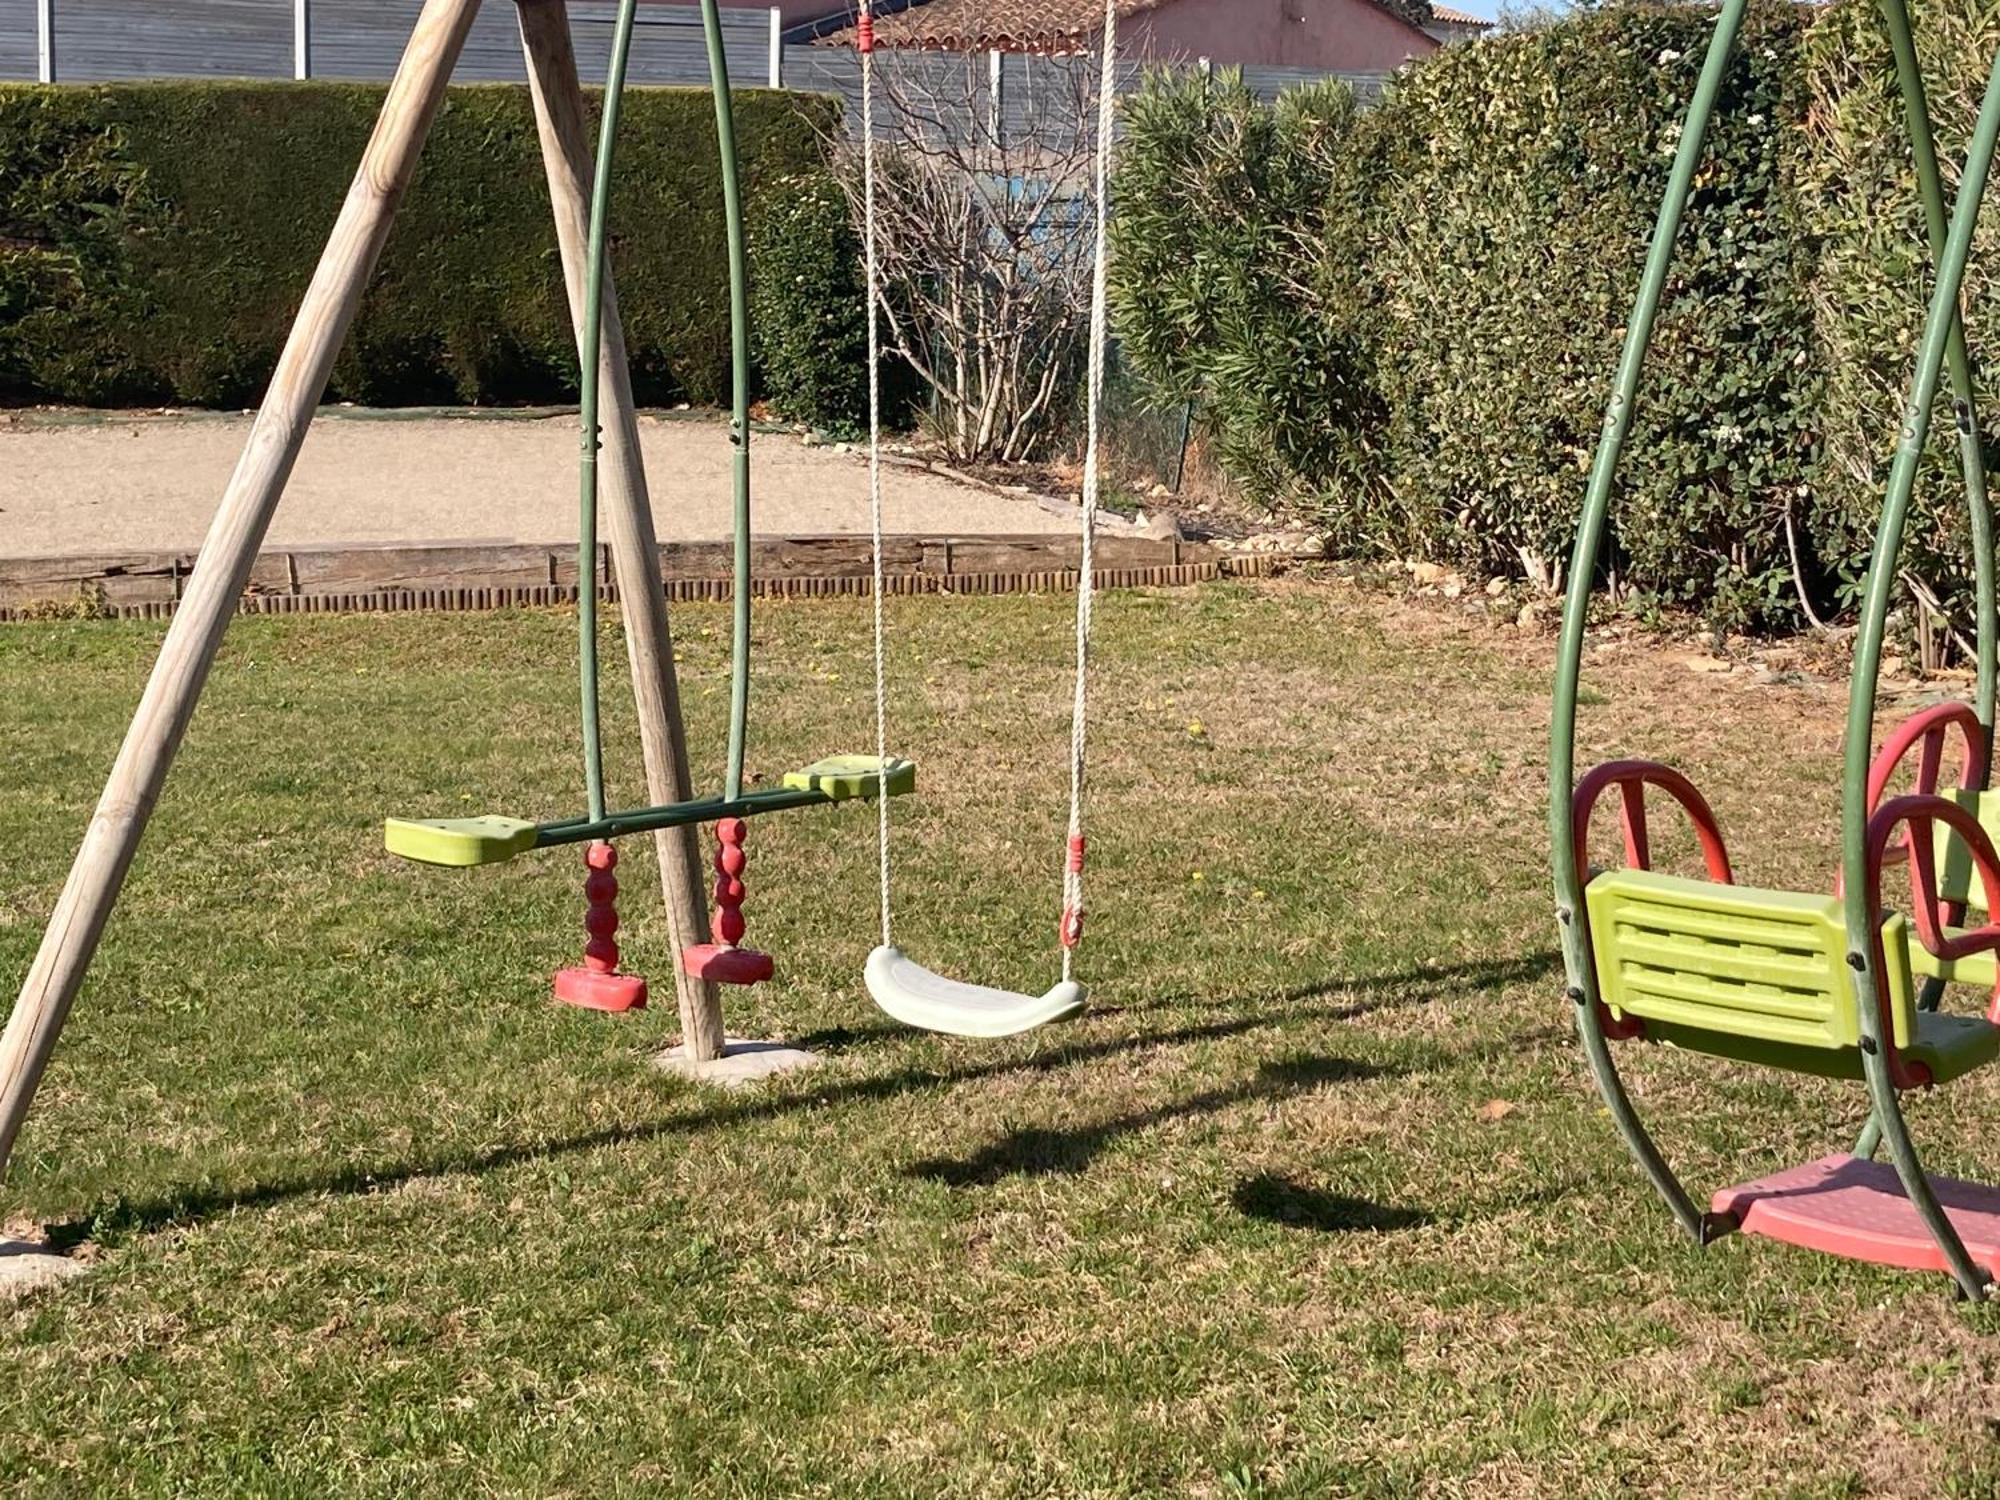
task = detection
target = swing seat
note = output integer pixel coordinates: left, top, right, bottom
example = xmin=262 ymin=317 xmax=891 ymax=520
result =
xmin=864 ymin=945 xmax=1087 ymax=1039
xmin=783 ymin=755 xmax=917 ymax=801
xmin=1585 ymin=869 xmax=2000 ymax=1084
xmin=385 ymin=815 xmax=540 ymax=867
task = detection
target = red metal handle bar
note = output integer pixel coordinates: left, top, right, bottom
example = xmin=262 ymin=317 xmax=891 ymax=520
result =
xmin=1867 ymin=701 xmax=1986 ymax=811
xmin=1866 ymin=796 xmax=2000 ymax=1088
xmin=1572 ymin=759 xmax=1734 ymax=886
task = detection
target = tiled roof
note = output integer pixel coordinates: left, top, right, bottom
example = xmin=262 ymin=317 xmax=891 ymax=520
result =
xmin=1427 ymin=4 xmax=1492 ymax=26
xmin=822 ymin=0 xmax=1172 ymax=53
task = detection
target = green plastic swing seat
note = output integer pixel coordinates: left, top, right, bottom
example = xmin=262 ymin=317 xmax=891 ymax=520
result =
xmin=1585 ymin=868 xmax=2000 ymax=1084
xmin=384 ymin=756 xmax=918 ymax=868
xmin=782 ymin=754 xmax=917 ymax=800
xmin=384 ymin=815 xmax=541 ymax=868
xmin=864 ymin=945 xmax=1088 ymax=1039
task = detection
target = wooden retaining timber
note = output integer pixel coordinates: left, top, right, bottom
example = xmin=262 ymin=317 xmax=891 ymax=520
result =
xmin=0 ymin=535 xmax=1277 ymax=621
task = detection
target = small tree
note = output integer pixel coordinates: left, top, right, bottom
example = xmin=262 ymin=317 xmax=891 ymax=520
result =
xmin=827 ymin=50 xmax=1106 ymax=465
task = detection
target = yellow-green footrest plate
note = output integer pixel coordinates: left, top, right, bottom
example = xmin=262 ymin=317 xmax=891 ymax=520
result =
xmin=783 ymin=754 xmax=917 ymax=801
xmin=1909 ymin=932 xmax=1999 ymax=990
xmin=385 ymin=815 xmax=540 ymax=867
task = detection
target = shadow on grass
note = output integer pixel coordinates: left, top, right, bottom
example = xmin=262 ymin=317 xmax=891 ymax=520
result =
xmin=795 ymin=948 xmax=1562 ymax=1055
xmin=1231 ymin=1172 xmax=1430 ymax=1234
xmin=72 ymin=948 xmax=1559 ymax=1242
xmin=908 ymin=1057 xmax=1387 ymax=1187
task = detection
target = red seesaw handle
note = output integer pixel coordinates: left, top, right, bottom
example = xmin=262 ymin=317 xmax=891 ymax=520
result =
xmin=1571 ymin=759 xmax=1733 ymax=1044
xmin=1862 ymin=703 xmax=1987 ymax=888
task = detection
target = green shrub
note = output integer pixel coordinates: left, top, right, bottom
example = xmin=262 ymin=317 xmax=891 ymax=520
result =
xmin=1112 ymin=3 xmax=1819 ymax=628
xmin=748 ymin=167 xmax=869 ymax=434
xmin=0 ymin=82 xmax=839 ymax=408
xmin=1112 ymin=71 xmax=1387 ymax=529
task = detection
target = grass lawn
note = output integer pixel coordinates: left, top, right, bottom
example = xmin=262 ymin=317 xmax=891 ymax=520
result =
xmin=3 ymin=578 xmax=1999 ymax=1496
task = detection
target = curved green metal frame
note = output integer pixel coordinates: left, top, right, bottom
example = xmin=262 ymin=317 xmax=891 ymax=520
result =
xmin=1549 ymin=0 xmax=2000 ymax=1300
xmin=576 ymin=0 xmax=756 ymax=818
xmin=386 ymin=11 xmax=917 ymax=872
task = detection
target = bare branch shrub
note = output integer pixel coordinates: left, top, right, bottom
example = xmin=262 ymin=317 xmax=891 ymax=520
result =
xmin=826 ymin=50 xmax=1104 ymax=465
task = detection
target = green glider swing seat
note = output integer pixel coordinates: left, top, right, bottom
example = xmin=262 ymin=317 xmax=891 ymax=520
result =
xmin=1551 ymin=0 xmax=2000 ymax=1300
xmin=384 ymin=0 xmax=913 ymax=1009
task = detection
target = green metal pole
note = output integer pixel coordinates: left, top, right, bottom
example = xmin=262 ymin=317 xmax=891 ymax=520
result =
xmin=1858 ymin=0 xmax=1996 ymax=1162
xmin=699 ymin=0 xmax=755 ymax=804
xmin=576 ymin=0 xmax=642 ymax=824
xmin=1548 ymin=0 xmax=1750 ymax=1245
xmin=1879 ymin=0 xmax=2000 ymax=756
xmin=1839 ymin=45 xmax=2000 ymax=1304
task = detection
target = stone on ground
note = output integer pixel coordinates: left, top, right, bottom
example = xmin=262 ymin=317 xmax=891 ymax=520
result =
xmin=654 ymin=1038 xmax=823 ymax=1090
xmin=0 ymin=1239 xmax=88 ymax=1299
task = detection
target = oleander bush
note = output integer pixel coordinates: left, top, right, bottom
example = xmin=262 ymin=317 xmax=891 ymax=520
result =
xmin=1114 ymin=3 xmax=1819 ymax=628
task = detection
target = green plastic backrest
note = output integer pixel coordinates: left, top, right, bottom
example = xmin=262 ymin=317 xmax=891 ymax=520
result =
xmin=1936 ymin=788 xmax=2000 ymax=914
xmin=1585 ymin=869 xmax=1914 ymax=1053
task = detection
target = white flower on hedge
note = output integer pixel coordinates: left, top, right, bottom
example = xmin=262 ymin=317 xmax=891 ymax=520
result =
xmin=1659 ymin=49 xmax=1682 ymax=63
xmin=1714 ymin=423 xmax=1745 ymax=446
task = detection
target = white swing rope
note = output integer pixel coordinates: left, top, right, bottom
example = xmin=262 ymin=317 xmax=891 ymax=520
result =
xmin=861 ymin=0 xmax=893 ymax=951
xmin=860 ymin=0 xmax=1119 ymax=982
xmin=1063 ymin=0 xmax=1119 ymax=984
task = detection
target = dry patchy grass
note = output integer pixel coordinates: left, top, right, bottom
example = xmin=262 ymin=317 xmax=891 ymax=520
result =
xmin=0 ymin=580 xmax=1997 ymax=1496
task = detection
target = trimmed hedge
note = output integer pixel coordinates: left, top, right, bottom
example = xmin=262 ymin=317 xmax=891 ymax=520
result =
xmin=1370 ymin=4 xmax=1814 ymax=625
xmin=0 ymin=82 xmax=838 ymax=408
xmin=1800 ymin=0 xmax=2000 ymax=618
xmin=747 ymin=167 xmax=870 ymax=435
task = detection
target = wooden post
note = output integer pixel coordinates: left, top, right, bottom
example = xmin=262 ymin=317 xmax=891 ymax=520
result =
xmin=0 ymin=0 xmax=485 ymax=1182
xmin=518 ymin=0 xmax=727 ymax=1062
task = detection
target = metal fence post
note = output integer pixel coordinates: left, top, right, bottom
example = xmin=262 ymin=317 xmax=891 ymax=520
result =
xmin=988 ymin=48 xmax=1003 ymax=144
xmin=768 ymin=5 xmax=782 ymax=87
xmin=36 ymin=0 xmax=53 ymax=82
xmin=295 ymin=0 xmax=312 ymax=79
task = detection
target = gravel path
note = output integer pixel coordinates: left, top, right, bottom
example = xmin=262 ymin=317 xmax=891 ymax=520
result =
xmin=0 ymin=410 xmax=1083 ymax=557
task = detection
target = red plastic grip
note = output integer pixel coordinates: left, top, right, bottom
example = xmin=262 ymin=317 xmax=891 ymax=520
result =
xmin=582 ymin=840 xmax=622 ymax=975
xmin=711 ymin=819 xmax=751 ymax=948
xmin=857 ymin=10 xmax=874 ymax=51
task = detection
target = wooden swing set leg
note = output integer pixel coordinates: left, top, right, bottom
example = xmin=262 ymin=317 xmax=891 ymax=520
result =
xmin=0 ymin=0 xmax=486 ymax=1186
xmin=518 ymin=0 xmax=726 ymax=1058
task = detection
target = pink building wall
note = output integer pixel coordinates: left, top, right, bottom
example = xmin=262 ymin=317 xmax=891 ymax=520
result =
xmin=1128 ymin=0 xmax=1438 ymax=71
